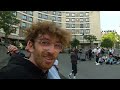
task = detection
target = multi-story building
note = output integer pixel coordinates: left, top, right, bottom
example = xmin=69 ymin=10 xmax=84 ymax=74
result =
xmin=62 ymin=11 xmax=101 ymax=48
xmin=0 ymin=11 xmax=101 ymax=47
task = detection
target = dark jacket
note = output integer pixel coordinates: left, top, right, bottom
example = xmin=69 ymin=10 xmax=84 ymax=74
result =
xmin=70 ymin=52 xmax=77 ymax=64
xmin=0 ymin=54 xmax=48 ymax=79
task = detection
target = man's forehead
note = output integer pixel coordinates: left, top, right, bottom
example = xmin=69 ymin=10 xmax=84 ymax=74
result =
xmin=37 ymin=34 xmax=60 ymax=42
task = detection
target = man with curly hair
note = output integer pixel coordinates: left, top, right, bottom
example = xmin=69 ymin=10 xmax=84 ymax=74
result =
xmin=0 ymin=21 xmax=71 ymax=79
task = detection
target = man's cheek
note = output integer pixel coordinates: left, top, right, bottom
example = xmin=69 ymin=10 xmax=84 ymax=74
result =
xmin=54 ymin=52 xmax=59 ymax=58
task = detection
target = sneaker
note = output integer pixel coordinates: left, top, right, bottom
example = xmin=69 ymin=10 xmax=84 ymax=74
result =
xmin=95 ymin=61 xmax=97 ymax=64
xmin=73 ymin=76 xmax=76 ymax=79
xmin=96 ymin=63 xmax=100 ymax=65
xmin=68 ymin=74 xmax=72 ymax=79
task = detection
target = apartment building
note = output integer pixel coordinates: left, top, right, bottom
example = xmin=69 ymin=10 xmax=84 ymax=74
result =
xmin=0 ymin=11 xmax=101 ymax=47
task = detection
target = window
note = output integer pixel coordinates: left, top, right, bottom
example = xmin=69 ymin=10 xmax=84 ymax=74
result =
xmin=85 ymin=23 xmax=90 ymax=28
xmin=53 ymin=11 xmax=56 ymax=15
xmin=66 ymin=18 xmax=70 ymax=22
xmin=58 ymin=12 xmax=61 ymax=16
xmin=76 ymin=35 xmax=80 ymax=40
xmin=75 ymin=24 xmax=79 ymax=28
xmin=71 ymin=13 xmax=75 ymax=17
xmin=80 ymin=12 xmax=84 ymax=17
xmin=23 ymin=11 xmax=27 ymax=13
xmin=22 ymin=15 xmax=27 ymax=20
xmin=85 ymin=18 xmax=89 ymax=22
xmin=38 ymin=13 xmax=42 ymax=18
xmin=21 ymin=22 xmax=26 ymax=28
xmin=66 ymin=23 xmax=70 ymax=28
xmin=76 ymin=29 xmax=80 ymax=34
xmin=71 ymin=18 xmax=75 ymax=22
xmin=80 ymin=36 xmax=83 ymax=40
xmin=52 ymin=16 xmax=56 ymax=21
xmin=44 ymin=15 xmax=48 ymax=19
xmin=29 ymin=17 xmax=33 ymax=22
xmin=80 ymin=29 xmax=84 ymax=34
xmin=66 ymin=13 xmax=70 ymax=16
xmin=86 ymin=29 xmax=90 ymax=34
xmin=85 ymin=12 xmax=89 ymax=17
xmin=28 ymin=11 xmax=33 ymax=15
xmin=43 ymin=11 xmax=48 ymax=13
xmin=80 ymin=18 xmax=84 ymax=22
xmin=72 ymin=29 xmax=75 ymax=34
xmin=57 ymin=17 xmax=61 ymax=22
xmin=80 ymin=24 xmax=84 ymax=28
xmin=71 ymin=24 xmax=75 ymax=28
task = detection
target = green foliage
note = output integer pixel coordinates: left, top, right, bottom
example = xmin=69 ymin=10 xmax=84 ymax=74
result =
xmin=84 ymin=35 xmax=97 ymax=43
xmin=101 ymin=32 xmax=120 ymax=48
xmin=0 ymin=11 xmax=20 ymax=42
xmin=102 ymin=32 xmax=116 ymax=43
xmin=101 ymin=38 xmax=114 ymax=48
xmin=71 ymin=38 xmax=80 ymax=48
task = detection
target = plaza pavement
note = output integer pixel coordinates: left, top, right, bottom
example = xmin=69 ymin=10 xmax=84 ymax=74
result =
xmin=1 ymin=45 xmax=120 ymax=79
xmin=58 ymin=53 xmax=120 ymax=79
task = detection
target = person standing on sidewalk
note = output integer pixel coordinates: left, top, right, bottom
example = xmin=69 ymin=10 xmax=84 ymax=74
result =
xmin=68 ymin=48 xmax=78 ymax=79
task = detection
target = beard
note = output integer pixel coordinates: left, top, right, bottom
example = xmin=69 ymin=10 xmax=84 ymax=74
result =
xmin=33 ymin=49 xmax=57 ymax=71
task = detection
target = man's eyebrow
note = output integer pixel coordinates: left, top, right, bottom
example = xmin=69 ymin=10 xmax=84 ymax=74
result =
xmin=37 ymin=38 xmax=50 ymax=40
xmin=56 ymin=41 xmax=61 ymax=43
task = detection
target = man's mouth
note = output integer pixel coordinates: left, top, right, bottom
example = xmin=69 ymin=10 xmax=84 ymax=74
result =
xmin=44 ymin=57 xmax=54 ymax=64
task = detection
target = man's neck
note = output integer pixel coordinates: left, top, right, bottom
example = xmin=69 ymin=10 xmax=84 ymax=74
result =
xmin=28 ymin=56 xmax=47 ymax=73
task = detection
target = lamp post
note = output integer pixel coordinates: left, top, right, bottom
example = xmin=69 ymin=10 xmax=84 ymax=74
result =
xmin=82 ymin=30 xmax=85 ymax=48
xmin=83 ymin=33 xmax=84 ymax=44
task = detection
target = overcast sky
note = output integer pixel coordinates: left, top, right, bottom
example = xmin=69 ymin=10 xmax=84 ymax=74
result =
xmin=100 ymin=11 xmax=120 ymax=35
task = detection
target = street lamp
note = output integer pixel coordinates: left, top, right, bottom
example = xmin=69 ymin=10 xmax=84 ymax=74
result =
xmin=83 ymin=33 xmax=84 ymax=44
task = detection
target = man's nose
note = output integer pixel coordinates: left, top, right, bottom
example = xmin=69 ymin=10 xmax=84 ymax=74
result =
xmin=47 ymin=44 xmax=56 ymax=53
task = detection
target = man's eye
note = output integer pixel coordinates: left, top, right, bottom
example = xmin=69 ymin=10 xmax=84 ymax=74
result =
xmin=40 ymin=41 xmax=49 ymax=45
xmin=55 ymin=44 xmax=62 ymax=49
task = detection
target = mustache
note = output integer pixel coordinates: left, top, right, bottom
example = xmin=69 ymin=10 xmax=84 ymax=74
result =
xmin=42 ymin=52 xmax=56 ymax=59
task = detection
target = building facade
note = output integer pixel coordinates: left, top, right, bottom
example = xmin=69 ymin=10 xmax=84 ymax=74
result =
xmin=0 ymin=11 xmax=101 ymax=47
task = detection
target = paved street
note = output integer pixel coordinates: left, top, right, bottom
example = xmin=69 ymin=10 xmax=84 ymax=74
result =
xmin=1 ymin=45 xmax=120 ymax=79
xmin=58 ymin=53 xmax=120 ymax=79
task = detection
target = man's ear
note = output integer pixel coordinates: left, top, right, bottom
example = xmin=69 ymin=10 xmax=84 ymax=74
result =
xmin=25 ymin=40 xmax=34 ymax=53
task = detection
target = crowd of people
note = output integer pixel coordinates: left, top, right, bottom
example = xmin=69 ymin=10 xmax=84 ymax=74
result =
xmin=70 ymin=47 xmax=120 ymax=66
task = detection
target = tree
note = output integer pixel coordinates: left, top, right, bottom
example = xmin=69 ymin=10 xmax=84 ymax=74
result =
xmin=102 ymin=32 xmax=116 ymax=43
xmin=102 ymin=32 xmax=120 ymax=48
xmin=101 ymin=38 xmax=114 ymax=48
xmin=0 ymin=11 xmax=20 ymax=43
xmin=71 ymin=38 xmax=80 ymax=48
xmin=84 ymin=35 xmax=97 ymax=46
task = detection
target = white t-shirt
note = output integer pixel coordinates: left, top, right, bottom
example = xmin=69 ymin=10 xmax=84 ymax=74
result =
xmin=48 ymin=60 xmax=61 ymax=79
xmin=54 ymin=59 xmax=58 ymax=66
